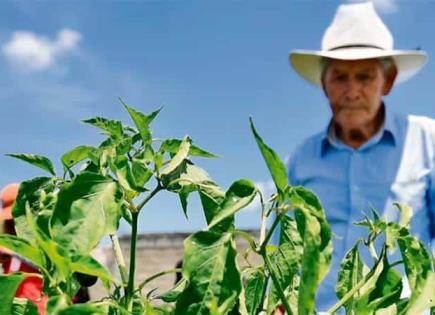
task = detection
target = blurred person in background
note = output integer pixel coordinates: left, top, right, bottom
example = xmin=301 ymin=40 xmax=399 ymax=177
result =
xmin=275 ymin=2 xmax=433 ymax=313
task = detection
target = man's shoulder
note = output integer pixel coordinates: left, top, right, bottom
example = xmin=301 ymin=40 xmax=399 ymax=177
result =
xmin=389 ymin=112 xmax=435 ymax=148
xmin=400 ymin=113 xmax=435 ymax=141
xmin=407 ymin=114 xmax=435 ymax=130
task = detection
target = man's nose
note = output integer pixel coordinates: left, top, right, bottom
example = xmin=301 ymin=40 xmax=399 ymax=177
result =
xmin=344 ymin=79 xmax=361 ymax=100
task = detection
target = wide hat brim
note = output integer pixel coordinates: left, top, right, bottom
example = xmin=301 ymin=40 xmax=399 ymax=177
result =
xmin=290 ymin=48 xmax=428 ymax=86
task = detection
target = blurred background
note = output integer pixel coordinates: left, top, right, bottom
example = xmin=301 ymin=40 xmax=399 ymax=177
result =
xmin=1 ymin=0 xmax=434 ymax=236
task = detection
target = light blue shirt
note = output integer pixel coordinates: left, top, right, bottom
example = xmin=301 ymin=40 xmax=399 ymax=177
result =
xmin=286 ymin=108 xmax=435 ymax=311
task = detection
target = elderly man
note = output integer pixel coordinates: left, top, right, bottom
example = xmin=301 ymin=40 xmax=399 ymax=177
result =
xmin=285 ymin=1 xmax=434 ymax=311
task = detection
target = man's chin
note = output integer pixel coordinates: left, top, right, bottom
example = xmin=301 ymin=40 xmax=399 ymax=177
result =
xmin=336 ymin=116 xmax=369 ymax=129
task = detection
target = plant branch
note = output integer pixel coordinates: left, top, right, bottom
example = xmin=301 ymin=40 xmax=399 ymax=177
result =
xmin=127 ymin=211 xmax=139 ymax=302
xmin=327 ymin=253 xmax=384 ymax=314
xmin=262 ymin=251 xmax=293 ymax=315
xmin=136 ymin=184 xmax=162 ymax=212
xmin=110 ymin=234 xmax=129 ymax=287
xmin=137 ymin=268 xmax=181 ymax=292
xmin=259 ymin=214 xmax=280 ymax=253
xmin=368 ymin=241 xmax=378 ymax=262
xmin=258 ymin=269 xmax=270 ymax=315
xmin=258 ymin=190 xmax=268 ymax=246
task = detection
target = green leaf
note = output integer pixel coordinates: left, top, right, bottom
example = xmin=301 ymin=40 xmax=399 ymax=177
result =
xmin=296 ymin=208 xmax=322 ymax=315
xmin=46 ymin=295 xmax=70 ymax=315
xmin=405 ymin=271 xmax=435 ymax=314
xmin=249 ymin=118 xmax=287 ymax=195
xmin=158 ymin=279 xmax=187 ymax=303
xmin=290 ymin=186 xmax=332 ymax=259
xmin=133 ymin=144 xmax=154 ymax=165
xmin=11 ymin=298 xmax=39 ymax=315
xmin=162 ymin=161 xmax=224 ymax=223
xmin=160 ymin=139 xmax=218 ymax=158
xmin=397 ymin=230 xmax=433 ymax=313
xmin=0 ymin=235 xmax=45 ymax=268
xmin=122 ymin=100 xmax=161 ymax=145
xmin=175 ymin=231 xmax=242 ymax=315
xmin=12 ymin=177 xmax=55 ymax=244
xmin=112 ymin=156 xmax=139 ymax=194
xmin=51 ymin=172 xmax=123 ymax=254
xmin=244 ymin=269 xmax=266 ymax=315
xmin=160 ymin=136 xmax=191 ymax=178
xmin=385 ymin=223 xmax=401 ymax=254
xmin=366 ymin=262 xmax=402 ymax=311
xmin=120 ymin=204 xmax=133 ymax=225
xmin=394 ymin=203 xmax=413 ymax=228
xmin=70 ymin=254 xmax=117 ymax=284
xmin=82 ymin=117 xmax=124 ymax=139
xmin=375 ymin=304 xmax=397 ymax=315
xmin=207 ymin=179 xmax=257 ymax=231
xmin=7 ymin=153 xmax=56 ymax=176
xmin=350 ymin=247 xmax=387 ymax=312
xmin=25 ymin=202 xmax=71 ymax=281
xmin=47 ymin=295 xmax=110 ymax=315
xmin=131 ymin=161 xmax=153 ymax=189
xmin=208 ymin=293 xmax=238 ymax=315
xmin=179 ymin=190 xmax=189 ymax=218
xmin=0 ymin=273 xmax=28 ymax=315
xmin=267 ymin=216 xmax=303 ymax=313
xmin=115 ymin=137 xmax=133 ymax=155
xmin=61 ymin=146 xmax=94 ymax=169
xmin=336 ymin=240 xmax=365 ymax=311
xmin=57 ymin=304 xmax=107 ymax=315
xmin=397 ymin=231 xmax=431 ymax=291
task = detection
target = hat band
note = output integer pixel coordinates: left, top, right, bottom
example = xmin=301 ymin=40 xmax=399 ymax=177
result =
xmin=328 ymin=44 xmax=384 ymax=51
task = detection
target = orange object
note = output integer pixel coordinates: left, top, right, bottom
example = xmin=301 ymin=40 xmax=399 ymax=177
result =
xmin=3 ymin=257 xmax=48 ymax=314
xmin=0 ymin=183 xmax=20 ymax=221
xmin=1 ymin=183 xmax=48 ymax=314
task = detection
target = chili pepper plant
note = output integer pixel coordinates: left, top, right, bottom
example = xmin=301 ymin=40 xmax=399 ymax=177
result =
xmin=0 ymin=101 xmax=434 ymax=315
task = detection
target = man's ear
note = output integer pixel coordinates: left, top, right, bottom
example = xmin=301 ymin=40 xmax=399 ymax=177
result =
xmin=382 ymin=65 xmax=398 ymax=96
xmin=321 ymin=78 xmax=329 ymax=98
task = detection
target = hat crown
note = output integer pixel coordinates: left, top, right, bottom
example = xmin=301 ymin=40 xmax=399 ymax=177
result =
xmin=322 ymin=2 xmax=393 ymax=51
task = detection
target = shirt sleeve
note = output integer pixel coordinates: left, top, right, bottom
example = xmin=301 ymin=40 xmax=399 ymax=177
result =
xmin=425 ymin=119 xmax=435 ymax=247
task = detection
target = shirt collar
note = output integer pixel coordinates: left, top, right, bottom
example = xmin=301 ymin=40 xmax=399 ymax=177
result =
xmin=320 ymin=104 xmax=398 ymax=157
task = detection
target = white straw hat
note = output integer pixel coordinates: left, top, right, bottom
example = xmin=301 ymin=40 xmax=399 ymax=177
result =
xmin=289 ymin=2 xmax=427 ymax=86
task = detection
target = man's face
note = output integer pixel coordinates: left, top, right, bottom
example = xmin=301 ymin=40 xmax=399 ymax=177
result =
xmin=322 ymin=58 xmax=396 ymax=129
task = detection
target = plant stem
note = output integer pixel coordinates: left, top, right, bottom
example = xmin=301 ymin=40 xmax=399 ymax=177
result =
xmin=327 ymin=252 xmax=383 ymax=315
xmin=258 ymin=270 xmax=270 ymax=314
xmin=368 ymin=241 xmax=378 ymax=262
xmin=110 ymin=234 xmax=129 ymax=286
xmin=137 ymin=268 xmax=181 ymax=292
xmin=137 ymin=184 xmax=162 ymax=212
xmin=259 ymin=214 xmax=280 ymax=253
xmin=127 ymin=211 xmax=139 ymax=301
xmin=327 ymin=275 xmax=367 ymax=314
xmin=262 ymin=250 xmax=293 ymax=315
xmin=258 ymin=190 xmax=267 ymax=245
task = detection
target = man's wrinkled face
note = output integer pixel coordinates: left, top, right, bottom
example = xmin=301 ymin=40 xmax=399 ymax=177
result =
xmin=322 ymin=58 xmax=395 ymax=129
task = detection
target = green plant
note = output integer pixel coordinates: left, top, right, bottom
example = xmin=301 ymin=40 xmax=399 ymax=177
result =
xmin=0 ymin=101 xmax=433 ymax=315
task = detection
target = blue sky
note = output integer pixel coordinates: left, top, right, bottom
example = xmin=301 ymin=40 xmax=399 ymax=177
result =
xmin=1 ymin=0 xmax=435 ymax=236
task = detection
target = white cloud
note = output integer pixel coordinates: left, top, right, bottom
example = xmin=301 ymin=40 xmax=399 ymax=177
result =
xmin=2 ymin=28 xmax=82 ymax=71
xmin=347 ymin=0 xmax=398 ymax=14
